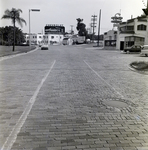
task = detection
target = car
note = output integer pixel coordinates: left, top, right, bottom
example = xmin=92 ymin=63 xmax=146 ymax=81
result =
xmin=41 ymin=44 xmax=48 ymax=50
xmin=62 ymin=37 xmax=73 ymax=45
xmin=123 ymin=45 xmax=142 ymax=53
xmin=141 ymin=45 xmax=148 ymax=56
xmin=19 ymin=42 xmax=29 ymax=46
xmin=38 ymin=44 xmax=42 ymax=47
xmin=62 ymin=37 xmax=69 ymax=45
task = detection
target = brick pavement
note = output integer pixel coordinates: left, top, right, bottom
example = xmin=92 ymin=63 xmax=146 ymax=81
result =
xmin=0 ymin=45 xmax=148 ymax=150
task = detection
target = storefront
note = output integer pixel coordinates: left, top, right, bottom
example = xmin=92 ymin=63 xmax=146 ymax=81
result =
xmin=124 ymin=36 xmax=145 ymax=48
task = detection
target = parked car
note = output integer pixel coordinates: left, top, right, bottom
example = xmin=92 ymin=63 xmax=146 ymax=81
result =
xmin=141 ymin=45 xmax=148 ymax=56
xmin=41 ymin=44 xmax=48 ymax=50
xmin=62 ymin=37 xmax=73 ymax=45
xmin=38 ymin=44 xmax=42 ymax=47
xmin=62 ymin=37 xmax=69 ymax=45
xmin=123 ymin=45 xmax=142 ymax=53
xmin=19 ymin=42 xmax=29 ymax=46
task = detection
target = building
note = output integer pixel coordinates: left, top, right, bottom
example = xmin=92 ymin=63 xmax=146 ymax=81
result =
xmin=24 ymin=24 xmax=65 ymax=45
xmin=44 ymin=24 xmax=65 ymax=44
xmin=103 ymin=30 xmax=117 ymax=50
xmin=24 ymin=33 xmax=38 ymax=45
xmin=117 ymin=16 xmax=147 ymax=50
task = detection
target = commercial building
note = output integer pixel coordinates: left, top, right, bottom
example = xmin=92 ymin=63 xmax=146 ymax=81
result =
xmin=44 ymin=24 xmax=65 ymax=44
xmin=24 ymin=24 xmax=65 ymax=45
xmin=103 ymin=30 xmax=117 ymax=50
xmin=116 ymin=16 xmax=148 ymax=50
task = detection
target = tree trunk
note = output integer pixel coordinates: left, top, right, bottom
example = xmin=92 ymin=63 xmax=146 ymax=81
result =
xmin=13 ymin=22 xmax=15 ymax=51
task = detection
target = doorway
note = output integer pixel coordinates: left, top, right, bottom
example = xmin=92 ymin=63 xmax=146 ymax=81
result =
xmin=120 ymin=41 xmax=124 ymax=50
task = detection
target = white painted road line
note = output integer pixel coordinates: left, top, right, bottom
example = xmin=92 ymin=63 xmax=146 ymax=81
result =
xmin=1 ymin=60 xmax=56 ymax=150
xmin=84 ymin=60 xmax=124 ymax=99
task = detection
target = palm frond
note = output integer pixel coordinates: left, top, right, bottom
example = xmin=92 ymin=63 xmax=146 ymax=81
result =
xmin=16 ymin=18 xmax=27 ymax=27
xmin=17 ymin=9 xmax=23 ymax=13
xmin=2 ymin=8 xmax=26 ymax=27
xmin=1 ymin=15 xmax=12 ymax=19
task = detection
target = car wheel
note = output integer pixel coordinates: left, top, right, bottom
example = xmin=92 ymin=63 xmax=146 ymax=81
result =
xmin=145 ymin=54 xmax=148 ymax=57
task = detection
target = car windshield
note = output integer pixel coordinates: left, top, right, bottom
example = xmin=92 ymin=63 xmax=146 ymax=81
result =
xmin=63 ymin=38 xmax=68 ymax=40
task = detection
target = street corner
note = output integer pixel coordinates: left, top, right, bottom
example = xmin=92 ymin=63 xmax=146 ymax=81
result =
xmin=128 ymin=61 xmax=148 ymax=75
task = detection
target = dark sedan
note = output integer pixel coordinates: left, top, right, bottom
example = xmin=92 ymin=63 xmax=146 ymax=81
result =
xmin=123 ymin=45 xmax=142 ymax=53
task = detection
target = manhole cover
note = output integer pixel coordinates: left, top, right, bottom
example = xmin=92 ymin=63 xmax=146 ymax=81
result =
xmin=103 ymin=100 xmax=128 ymax=108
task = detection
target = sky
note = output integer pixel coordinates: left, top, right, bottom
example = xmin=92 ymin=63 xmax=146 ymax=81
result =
xmin=0 ymin=0 xmax=146 ymax=35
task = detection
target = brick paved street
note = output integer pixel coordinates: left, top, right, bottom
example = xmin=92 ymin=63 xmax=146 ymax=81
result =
xmin=0 ymin=45 xmax=148 ymax=150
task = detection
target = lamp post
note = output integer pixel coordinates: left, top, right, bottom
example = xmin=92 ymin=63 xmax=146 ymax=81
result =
xmin=29 ymin=9 xmax=40 ymax=51
xmin=97 ymin=9 xmax=101 ymax=47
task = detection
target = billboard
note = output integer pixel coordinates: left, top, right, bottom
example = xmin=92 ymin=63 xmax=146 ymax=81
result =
xmin=44 ymin=24 xmax=65 ymax=34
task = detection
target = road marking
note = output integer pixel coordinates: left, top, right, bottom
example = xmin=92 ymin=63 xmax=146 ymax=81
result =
xmin=1 ymin=60 xmax=56 ymax=150
xmin=84 ymin=60 xmax=124 ymax=98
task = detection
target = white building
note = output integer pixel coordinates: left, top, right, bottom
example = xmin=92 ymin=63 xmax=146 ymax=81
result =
xmin=44 ymin=24 xmax=65 ymax=45
xmin=24 ymin=24 xmax=65 ymax=45
xmin=103 ymin=30 xmax=117 ymax=50
xmin=24 ymin=33 xmax=37 ymax=45
xmin=47 ymin=34 xmax=64 ymax=45
xmin=117 ymin=16 xmax=148 ymax=50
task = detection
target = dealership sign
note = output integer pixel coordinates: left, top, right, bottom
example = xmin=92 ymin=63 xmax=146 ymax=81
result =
xmin=45 ymin=24 xmax=65 ymax=34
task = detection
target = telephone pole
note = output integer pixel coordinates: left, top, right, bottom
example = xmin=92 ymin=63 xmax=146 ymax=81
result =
xmin=91 ymin=15 xmax=97 ymax=35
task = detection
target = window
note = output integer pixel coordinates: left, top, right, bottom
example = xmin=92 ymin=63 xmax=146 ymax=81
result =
xmin=51 ymin=36 xmax=54 ymax=39
xmin=127 ymin=26 xmax=134 ymax=30
xmin=137 ymin=24 xmax=146 ymax=30
xmin=109 ymin=36 xmax=112 ymax=40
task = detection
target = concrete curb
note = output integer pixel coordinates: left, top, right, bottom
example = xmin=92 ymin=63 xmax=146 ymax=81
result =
xmin=0 ymin=46 xmax=38 ymax=62
xmin=128 ymin=64 xmax=148 ymax=75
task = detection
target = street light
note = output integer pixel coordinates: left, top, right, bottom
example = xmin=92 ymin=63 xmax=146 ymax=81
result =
xmin=97 ymin=9 xmax=101 ymax=47
xmin=29 ymin=9 xmax=40 ymax=50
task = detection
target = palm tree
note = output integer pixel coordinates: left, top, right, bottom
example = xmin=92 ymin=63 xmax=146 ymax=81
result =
xmin=1 ymin=8 xmax=26 ymax=51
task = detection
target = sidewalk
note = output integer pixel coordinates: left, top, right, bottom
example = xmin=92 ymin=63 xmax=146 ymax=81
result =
xmin=0 ymin=45 xmax=36 ymax=57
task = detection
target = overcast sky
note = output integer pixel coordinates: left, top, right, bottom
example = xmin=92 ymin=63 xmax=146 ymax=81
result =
xmin=0 ymin=0 xmax=145 ymax=34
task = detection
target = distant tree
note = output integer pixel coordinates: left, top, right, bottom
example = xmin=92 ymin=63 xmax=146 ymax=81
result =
xmin=0 ymin=26 xmax=25 ymax=46
xmin=76 ymin=18 xmax=87 ymax=37
xmin=1 ymin=8 xmax=26 ymax=51
xmin=0 ymin=27 xmax=5 ymax=45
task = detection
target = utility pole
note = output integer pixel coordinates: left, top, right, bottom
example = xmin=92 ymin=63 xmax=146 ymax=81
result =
xmin=91 ymin=15 xmax=97 ymax=42
xmin=91 ymin=15 xmax=97 ymax=35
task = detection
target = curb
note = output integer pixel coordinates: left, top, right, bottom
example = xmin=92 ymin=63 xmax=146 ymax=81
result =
xmin=0 ymin=46 xmax=38 ymax=62
xmin=128 ymin=65 xmax=148 ymax=75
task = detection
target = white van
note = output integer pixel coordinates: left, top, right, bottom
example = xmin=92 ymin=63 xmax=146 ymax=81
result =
xmin=141 ymin=45 xmax=148 ymax=56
